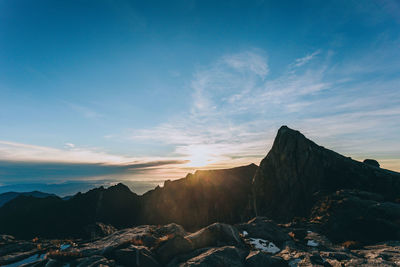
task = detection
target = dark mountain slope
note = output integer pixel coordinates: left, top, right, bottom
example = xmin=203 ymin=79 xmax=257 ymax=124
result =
xmin=0 ymin=195 xmax=64 ymax=238
xmin=0 ymin=165 xmax=257 ymax=239
xmin=141 ymin=164 xmax=258 ymax=230
xmin=0 ymin=191 xmax=56 ymax=207
xmin=0 ymin=183 xmax=141 ymax=239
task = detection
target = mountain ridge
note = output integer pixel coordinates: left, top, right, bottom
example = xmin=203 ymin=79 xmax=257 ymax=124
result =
xmin=0 ymin=190 xmax=56 ymax=207
xmin=0 ymin=126 xmax=399 ymax=245
xmin=0 ymin=164 xmax=258 ymax=238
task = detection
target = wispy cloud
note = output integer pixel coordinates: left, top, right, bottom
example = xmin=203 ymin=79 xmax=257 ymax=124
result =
xmin=64 ymin=143 xmax=75 ymax=148
xmin=223 ymin=50 xmax=269 ymax=77
xmin=0 ymin=140 xmax=131 ymax=164
xmin=0 ymin=140 xmax=187 ymax=167
xmin=0 ymin=159 xmax=186 ymax=183
xmin=292 ymin=50 xmax=321 ymax=68
xmin=130 ymin=47 xmax=400 ymax=171
xmin=0 ymin=140 xmax=189 ymax=184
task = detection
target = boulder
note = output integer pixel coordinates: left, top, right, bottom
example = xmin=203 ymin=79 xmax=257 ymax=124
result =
xmin=309 ymin=254 xmax=325 ymax=265
xmin=45 ymin=259 xmax=65 ymax=267
xmin=21 ymin=259 xmax=48 ymax=267
xmin=0 ymin=249 xmax=41 ymax=266
xmin=320 ymin=252 xmax=350 ymax=261
xmin=84 ymin=222 xmax=117 ymax=239
xmin=153 ymin=223 xmax=187 ymax=238
xmin=156 ymin=223 xmax=244 ymax=264
xmin=187 ymin=223 xmax=243 ymax=249
xmin=78 ymin=225 xmax=155 ymax=256
xmin=245 ymin=250 xmax=288 ymax=267
xmin=344 ymin=258 xmax=397 ymax=267
xmin=0 ymin=234 xmax=15 ymax=243
xmin=237 ymin=217 xmax=290 ymax=246
xmin=155 ymin=235 xmax=193 ymax=263
xmin=178 ymin=246 xmax=245 ymax=267
xmin=363 ymin=159 xmax=380 ymax=168
xmin=311 ymin=190 xmax=400 ymax=243
xmin=113 ymin=245 xmax=159 ymax=267
xmin=75 ymin=255 xmax=115 ymax=267
xmin=288 ymin=229 xmax=307 ymax=242
xmin=166 ymin=247 xmax=211 ymax=267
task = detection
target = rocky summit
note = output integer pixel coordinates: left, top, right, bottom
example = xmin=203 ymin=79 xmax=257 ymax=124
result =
xmin=253 ymin=126 xmax=400 ymax=244
xmin=1 ymin=218 xmax=400 ymax=266
xmin=0 ymin=126 xmax=400 ymax=266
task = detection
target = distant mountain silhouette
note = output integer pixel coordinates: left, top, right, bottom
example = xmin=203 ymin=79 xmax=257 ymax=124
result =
xmin=0 ymin=183 xmax=141 ymax=238
xmin=0 ymin=191 xmax=56 ymax=207
xmin=0 ymin=125 xmax=399 ymax=244
xmin=0 ymin=165 xmax=257 ymax=239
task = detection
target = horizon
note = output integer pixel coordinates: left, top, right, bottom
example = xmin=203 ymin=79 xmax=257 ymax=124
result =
xmin=1 ymin=0 xmax=400 ymax=195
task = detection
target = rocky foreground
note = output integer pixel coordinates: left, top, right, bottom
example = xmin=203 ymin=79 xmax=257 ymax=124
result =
xmin=1 ymin=217 xmax=400 ymax=267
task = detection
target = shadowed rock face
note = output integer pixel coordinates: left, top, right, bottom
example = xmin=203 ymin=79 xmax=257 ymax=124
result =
xmin=311 ymin=189 xmax=400 ymax=243
xmin=252 ymin=126 xmax=400 ymax=221
xmin=363 ymin=159 xmax=380 ymax=168
xmin=141 ymin=164 xmax=258 ymax=230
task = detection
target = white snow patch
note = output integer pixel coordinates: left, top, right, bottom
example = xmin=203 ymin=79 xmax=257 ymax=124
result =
xmin=249 ymin=238 xmax=280 ymax=254
xmin=307 ymin=239 xmax=319 ymax=247
xmin=242 ymin=231 xmax=248 ymax=237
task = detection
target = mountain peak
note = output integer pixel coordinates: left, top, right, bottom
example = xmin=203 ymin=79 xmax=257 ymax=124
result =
xmin=253 ymin=126 xmax=400 ymax=221
xmin=274 ymin=125 xmax=315 ymax=150
xmin=109 ymin=183 xmax=131 ymax=192
xmin=277 ymin=125 xmax=292 ymax=133
xmin=277 ymin=125 xmax=305 ymax=137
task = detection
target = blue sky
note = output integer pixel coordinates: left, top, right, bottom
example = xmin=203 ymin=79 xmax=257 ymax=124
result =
xmin=0 ymin=0 xmax=400 ymax=193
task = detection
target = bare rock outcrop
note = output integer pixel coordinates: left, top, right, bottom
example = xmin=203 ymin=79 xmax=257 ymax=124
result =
xmin=252 ymin=126 xmax=400 ymax=222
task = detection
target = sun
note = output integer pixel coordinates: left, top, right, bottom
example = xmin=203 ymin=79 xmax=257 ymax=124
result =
xmin=187 ymin=153 xmax=211 ymax=167
xmin=185 ymin=146 xmax=214 ymax=167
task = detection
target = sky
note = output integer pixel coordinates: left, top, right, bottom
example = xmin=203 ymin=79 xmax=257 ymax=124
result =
xmin=0 ymin=0 xmax=400 ymax=195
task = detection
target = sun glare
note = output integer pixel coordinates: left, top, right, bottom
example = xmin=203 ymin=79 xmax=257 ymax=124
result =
xmin=185 ymin=146 xmax=215 ymax=167
xmin=187 ymin=154 xmax=210 ymax=167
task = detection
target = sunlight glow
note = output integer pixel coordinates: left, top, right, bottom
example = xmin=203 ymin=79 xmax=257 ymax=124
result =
xmin=185 ymin=146 xmax=216 ymax=167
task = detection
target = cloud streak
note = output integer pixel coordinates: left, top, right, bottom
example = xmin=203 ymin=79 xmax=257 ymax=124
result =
xmin=0 ymin=159 xmax=187 ymax=183
xmin=0 ymin=140 xmax=137 ymax=164
xmin=292 ymin=50 xmax=321 ymax=68
xmin=0 ymin=140 xmax=189 ymax=184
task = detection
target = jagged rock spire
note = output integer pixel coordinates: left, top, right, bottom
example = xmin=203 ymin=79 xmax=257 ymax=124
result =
xmin=252 ymin=126 xmax=400 ymax=221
